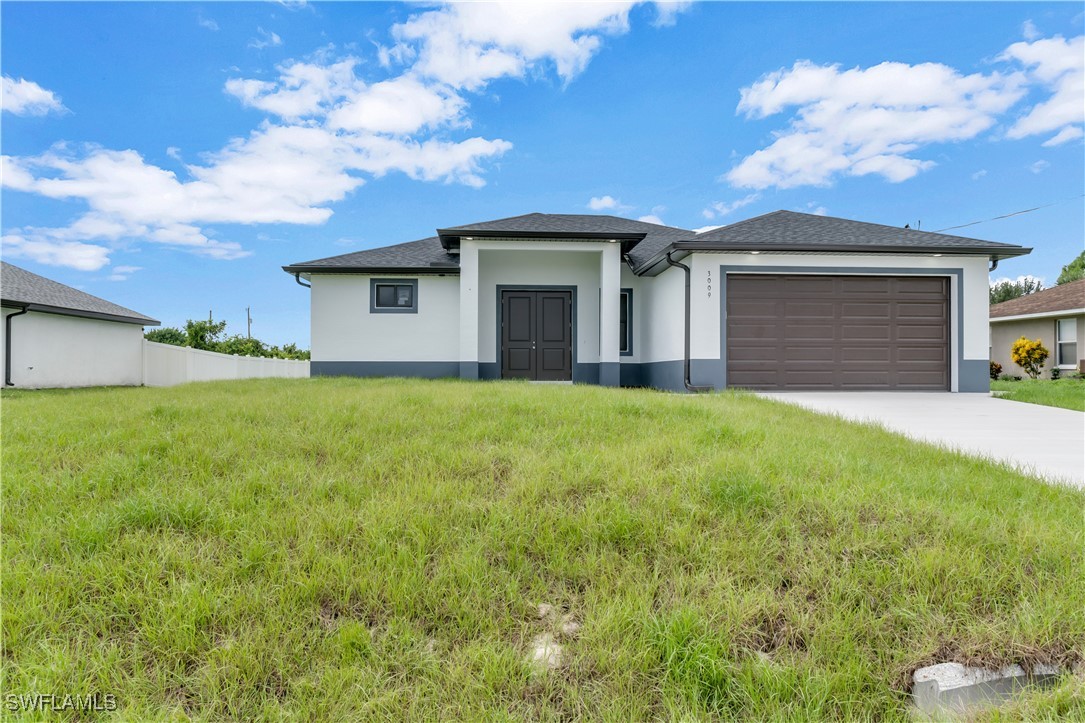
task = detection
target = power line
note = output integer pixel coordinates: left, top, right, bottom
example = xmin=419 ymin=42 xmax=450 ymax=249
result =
xmin=934 ymin=194 xmax=1085 ymax=233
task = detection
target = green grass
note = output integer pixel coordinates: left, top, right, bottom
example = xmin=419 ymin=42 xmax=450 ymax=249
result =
xmin=991 ymin=377 xmax=1085 ymax=412
xmin=2 ymin=378 xmax=1083 ymax=720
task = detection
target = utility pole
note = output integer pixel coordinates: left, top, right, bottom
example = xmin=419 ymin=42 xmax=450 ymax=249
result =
xmin=246 ymin=307 xmax=252 ymax=339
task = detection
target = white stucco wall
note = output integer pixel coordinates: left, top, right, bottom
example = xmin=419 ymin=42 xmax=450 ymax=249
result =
xmin=309 ymin=274 xmax=460 ymax=362
xmin=0 ymin=307 xmax=145 ymax=388
xmin=475 ymin=246 xmax=610 ymax=365
xmin=686 ymin=252 xmax=992 ymax=390
xmin=637 ymin=264 xmax=685 ymax=364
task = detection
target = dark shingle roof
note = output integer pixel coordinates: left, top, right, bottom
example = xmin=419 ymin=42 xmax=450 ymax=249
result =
xmin=990 ymin=278 xmax=1085 ymax=318
xmin=1 ymin=261 xmax=159 ymax=325
xmin=285 ymin=214 xmax=695 ymax=274
xmin=682 ymin=210 xmax=1030 ymax=256
xmin=284 ymin=210 xmax=1031 ymax=277
xmin=283 ymin=236 xmax=458 ymax=274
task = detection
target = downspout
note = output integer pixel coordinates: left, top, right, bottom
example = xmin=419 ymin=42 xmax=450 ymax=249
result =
xmin=294 ymin=272 xmax=311 ymax=288
xmin=665 ymin=252 xmax=713 ymax=393
xmin=5 ymin=305 xmax=29 ymax=386
xmin=989 ymin=257 xmax=999 ymax=273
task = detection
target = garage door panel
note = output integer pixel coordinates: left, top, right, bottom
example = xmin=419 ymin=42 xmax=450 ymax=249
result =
xmin=840 ymin=346 xmax=891 ymax=362
xmin=898 ymin=346 xmax=946 ymax=362
xmin=784 ymin=277 xmax=836 ymax=294
xmin=729 ymin=300 xmax=781 ymax=318
xmin=729 ymin=323 xmax=780 ymax=340
xmin=727 ymin=274 xmax=948 ymax=390
xmin=785 ymin=301 xmax=835 ymax=318
xmin=840 ymin=371 xmax=891 ymax=386
xmin=897 ymin=324 xmax=946 ymax=341
xmin=841 ymin=324 xmax=891 ymax=340
xmin=784 ymin=324 xmax=835 ymax=339
xmin=840 ymin=302 xmax=890 ymax=318
xmin=840 ymin=277 xmax=892 ymax=294
xmin=728 ymin=346 xmax=777 ymax=362
xmin=783 ymin=346 xmax=835 ymax=361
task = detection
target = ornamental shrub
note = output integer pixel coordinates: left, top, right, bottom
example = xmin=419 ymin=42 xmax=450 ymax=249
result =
xmin=1010 ymin=337 xmax=1049 ymax=379
xmin=989 ymin=361 xmax=1002 ymax=380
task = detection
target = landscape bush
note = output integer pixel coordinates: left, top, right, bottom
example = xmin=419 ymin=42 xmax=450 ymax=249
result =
xmin=989 ymin=361 xmax=1002 ymax=380
xmin=1010 ymin=337 xmax=1049 ymax=379
xmin=145 ymin=318 xmax=309 ymax=360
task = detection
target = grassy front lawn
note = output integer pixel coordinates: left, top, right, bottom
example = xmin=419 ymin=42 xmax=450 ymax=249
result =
xmin=3 ymin=378 xmax=1083 ymax=719
xmin=991 ymin=377 xmax=1085 ymax=412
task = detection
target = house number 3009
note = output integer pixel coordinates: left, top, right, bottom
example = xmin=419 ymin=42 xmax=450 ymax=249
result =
xmin=707 ymin=269 xmax=712 ymax=298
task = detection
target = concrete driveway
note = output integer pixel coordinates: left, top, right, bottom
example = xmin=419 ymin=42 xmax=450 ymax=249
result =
xmin=758 ymin=392 xmax=1085 ymax=488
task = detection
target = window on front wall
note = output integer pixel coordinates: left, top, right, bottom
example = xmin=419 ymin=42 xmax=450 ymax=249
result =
xmin=370 ymin=279 xmax=418 ymax=313
xmin=1056 ymin=317 xmax=1077 ymax=367
xmin=619 ymin=288 xmax=632 ymax=355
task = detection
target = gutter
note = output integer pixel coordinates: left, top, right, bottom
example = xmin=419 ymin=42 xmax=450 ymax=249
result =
xmin=664 ymin=252 xmax=713 ymax=393
xmin=293 ymin=272 xmax=311 ymax=288
xmin=5 ymin=305 xmax=29 ymax=386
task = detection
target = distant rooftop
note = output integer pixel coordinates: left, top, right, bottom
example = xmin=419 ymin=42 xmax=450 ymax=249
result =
xmin=990 ymin=278 xmax=1085 ymax=319
xmin=1 ymin=261 xmax=159 ymax=325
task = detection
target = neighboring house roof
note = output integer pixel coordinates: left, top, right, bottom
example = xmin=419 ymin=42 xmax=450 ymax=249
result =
xmin=0 ymin=261 xmax=160 ymax=325
xmin=990 ymin=278 xmax=1085 ymax=320
xmin=284 ymin=210 xmax=1031 ymax=277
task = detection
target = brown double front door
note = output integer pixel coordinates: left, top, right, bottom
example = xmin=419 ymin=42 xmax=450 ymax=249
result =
xmin=501 ymin=290 xmax=573 ymax=381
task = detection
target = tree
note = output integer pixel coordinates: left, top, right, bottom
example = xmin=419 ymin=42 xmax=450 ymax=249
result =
xmin=144 ymin=327 xmax=186 ymax=346
xmin=1056 ymin=251 xmax=1085 ymax=286
xmin=1010 ymin=337 xmax=1049 ymax=379
xmin=183 ymin=318 xmax=227 ymax=351
xmin=990 ymin=277 xmax=1043 ymax=304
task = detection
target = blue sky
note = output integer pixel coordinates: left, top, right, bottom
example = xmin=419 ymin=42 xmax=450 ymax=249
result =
xmin=2 ymin=1 xmax=1082 ymax=346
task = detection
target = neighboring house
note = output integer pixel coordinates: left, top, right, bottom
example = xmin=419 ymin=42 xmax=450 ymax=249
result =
xmin=284 ymin=210 xmax=1030 ymax=392
xmin=990 ymin=278 xmax=1085 ymax=377
xmin=1 ymin=261 xmax=160 ymax=388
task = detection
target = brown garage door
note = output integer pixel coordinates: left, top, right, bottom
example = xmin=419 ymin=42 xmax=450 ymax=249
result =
xmin=726 ymin=274 xmax=948 ymax=390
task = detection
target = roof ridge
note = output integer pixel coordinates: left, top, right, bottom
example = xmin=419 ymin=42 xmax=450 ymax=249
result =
xmin=691 ymin=209 xmax=789 ymax=238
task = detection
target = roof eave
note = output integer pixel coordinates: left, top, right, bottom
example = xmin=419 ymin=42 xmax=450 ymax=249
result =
xmin=436 ymin=229 xmax=647 ymax=253
xmin=1 ymin=300 xmax=159 ymax=326
xmin=282 ymin=265 xmax=460 ymax=275
xmin=672 ymin=242 xmax=1032 ymax=257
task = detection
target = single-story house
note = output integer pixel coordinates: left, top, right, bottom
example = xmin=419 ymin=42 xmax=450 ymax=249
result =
xmin=284 ymin=210 xmax=1030 ymax=392
xmin=990 ymin=278 xmax=1084 ymax=377
xmin=1 ymin=261 xmax=160 ymax=388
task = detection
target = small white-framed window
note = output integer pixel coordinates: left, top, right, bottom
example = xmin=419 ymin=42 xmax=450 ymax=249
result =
xmin=1056 ymin=317 xmax=1077 ymax=367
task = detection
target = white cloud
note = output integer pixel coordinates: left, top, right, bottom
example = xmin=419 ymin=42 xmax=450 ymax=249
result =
xmin=248 ymin=27 xmax=282 ymax=50
xmin=389 ymin=2 xmax=642 ymax=91
xmin=971 ymin=169 xmax=987 ymax=180
xmin=4 ymin=2 xmax=675 ymax=270
xmin=226 ymin=58 xmax=361 ymax=120
xmin=1022 ymin=20 xmax=1041 ymax=42
xmin=2 ymin=76 xmax=67 ymax=116
xmin=691 ymin=224 xmax=722 ymax=234
xmin=1029 ymin=159 xmax=1050 ymax=174
xmin=587 ymin=195 xmax=626 ymax=211
xmin=637 ymin=214 xmax=665 ymax=225
xmin=727 ymin=59 xmax=1025 ymax=189
xmin=109 ymin=265 xmax=142 ymax=281
xmin=198 ymin=15 xmax=219 ymax=32
xmin=653 ymin=2 xmax=693 ymax=27
xmin=992 ymin=273 xmax=1045 ymax=287
xmin=807 ymin=205 xmax=828 ymax=216
xmin=703 ymin=193 xmax=761 ymax=219
xmin=1 ymin=233 xmax=111 ymax=271
xmin=1002 ymin=34 xmax=1084 ymax=146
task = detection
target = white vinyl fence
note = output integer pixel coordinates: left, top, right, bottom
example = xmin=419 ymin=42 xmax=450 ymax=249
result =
xmin=142 ymin=340 xmax=309 ymax=387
